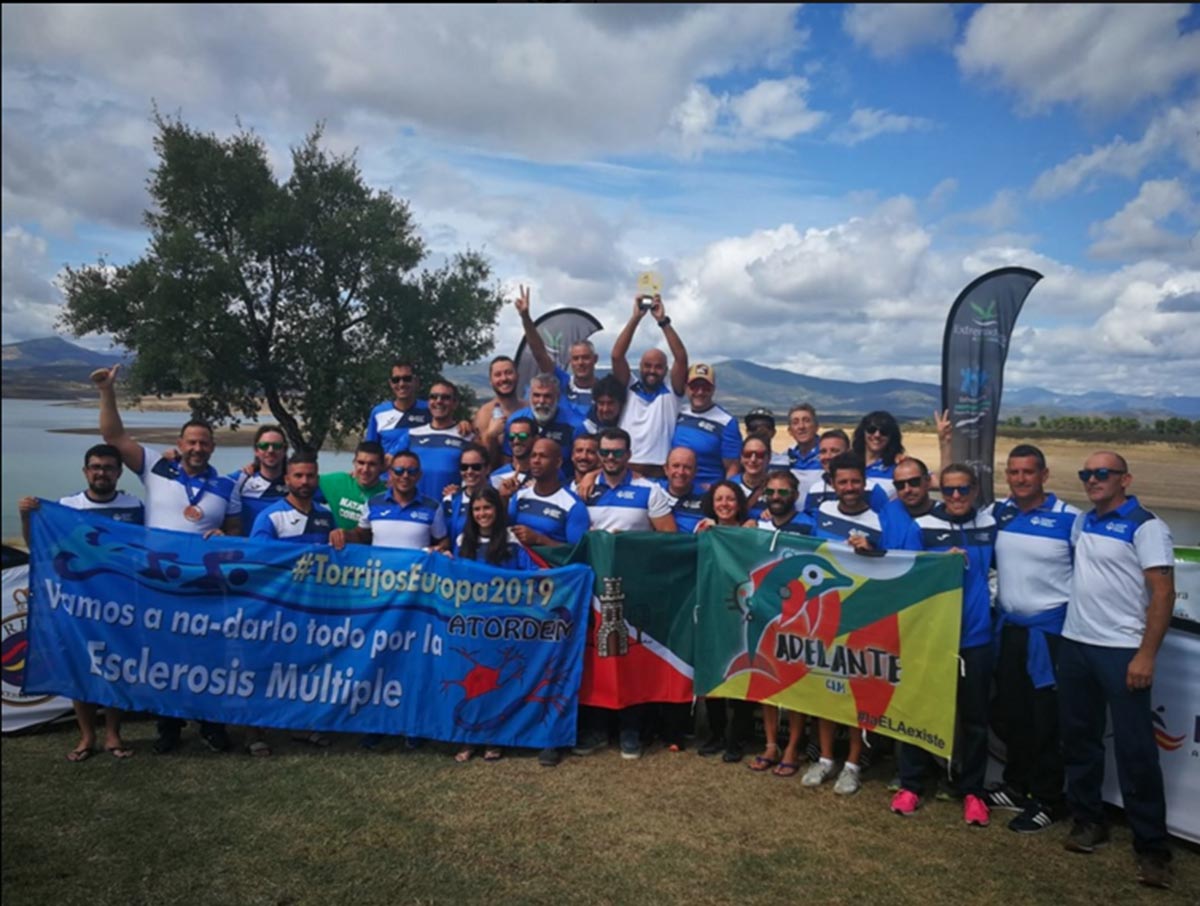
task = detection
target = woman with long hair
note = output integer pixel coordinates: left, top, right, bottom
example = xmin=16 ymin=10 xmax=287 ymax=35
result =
xmin=852 ymin=410 xmax=905 ymax=479
xmin=454 ymin=486 xmax=536 ymax=763
xmin=693 ymin=480 xmax=755 ymax=762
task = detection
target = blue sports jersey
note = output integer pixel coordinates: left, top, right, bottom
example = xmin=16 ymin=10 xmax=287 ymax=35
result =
xmin=359 ymin=493 xmax=447 ymax=549
xmin=671 ymin=403 xmax=742 ymax=488
xmin=661 ymin=483 xmax=706 ymax=534
xmin=501 ymin=406 xmax=584 ymax=471
xmin=250 ymin=499 xmax=336 ymax=544
xmin=461 ymin=533 xmax=539 ymax=571
xmin=59 ymin=490 xmax=145 ymax=525
xmin=364 ymin=399 xmax=431 ymax=457
xmin=756 ymin=510 xmax=816 ymax=536
xmin=554 ymin=365 xmax=602 ymax=418
xmin=407 ymin=424 xmax=468 ymax=502
xmin=233 ymin=470 xmax=289 ymax=537
xmin=509 ymin=485 xmax=589 ymax=546
xmin=913 ymin=503 xmax=997 ymax=648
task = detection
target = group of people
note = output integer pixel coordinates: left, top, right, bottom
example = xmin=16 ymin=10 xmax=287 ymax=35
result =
xmin=18 ymin=290 xmax=1178 ymax=890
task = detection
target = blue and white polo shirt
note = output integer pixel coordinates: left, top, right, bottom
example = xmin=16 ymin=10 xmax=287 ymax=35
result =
xmin=59 ymin=490 xmax=145 ymax=525
xmin=250 ymin=499 xmax=336 ymax=544
xmin=509 ymin=485 xmax=590 ymax=546
xmin=800 ymin=475 xmax=893 ymax=514
xmin=364 ymin=399 xmax=431 ymax=457
xmin=671 ymin=402 xmax=742 ymax=488
xmin=408 ymin=423 xmax=468 ymax=502
xmin=756 ymin=510 xmax=816 ymax=536
xmin=359 ymin=493 xmax=448 ymax=550
xmin=584 ymin=471 xmax=673 ymax=532
xmin=139 ymin=448 xmax=241 ymax=533
xmin=233 ymin=470 xmax=289 ymax=537
xmin=619 ymin=376 xmax=682 ymax=467
xmin=991 ymin=494 xmax=1079 ymax=618
xmin=663 ymin=485 xmax=706 ymax=534
xmin=1064 ymin=496 xmax=1174 ymax=648
xmin=913 ymin=503 xmax=997 ymax=649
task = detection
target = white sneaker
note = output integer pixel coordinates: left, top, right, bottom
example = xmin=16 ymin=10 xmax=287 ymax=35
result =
xmin=802 ymin=760 xmax=838 ymax=787
xmin=833 ymin=764 xmax=862 ymax=796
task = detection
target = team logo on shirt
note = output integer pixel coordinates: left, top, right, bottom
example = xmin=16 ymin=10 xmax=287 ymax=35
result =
xmin=616 ymin=490 xmax=636 ymax=501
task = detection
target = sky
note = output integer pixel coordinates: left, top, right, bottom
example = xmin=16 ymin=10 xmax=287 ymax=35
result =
xmin=2 ymin=4 xmax=1198 ymax=399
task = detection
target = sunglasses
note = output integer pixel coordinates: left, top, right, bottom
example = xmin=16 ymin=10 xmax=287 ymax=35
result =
xmin=389 ymin=374 xmax=415 ymax=384
xmin=865 ymin=425 xmax=889 ymax=436
xmin=742 ymin=450 xmax=767 ymax=459
xmin=893 ymin=476 xmax=926 ymax=490
xmin=85 ymin=463 xmax=120 ymax=472
xmin=256 ymin=442 xmax=286 ymax=451
xmin=942 ymin=485 xmax=973 ymax=497
xmin=598 ymin=448 xmax=628 ymax=459
xmin=508 ymin=431 xmax=531 ymax=441
xmin=428 ymin=392 xmax=455 ymax=401
xmin=392 ymin=466 xmax=420 ymax=477
xmin=1078 ymin=468 xmax=1126 ymax=482
xmin=761 ymin=488 xmax=793 ymax=498
xmin=460 ymin=462 xmax=485 ymax=472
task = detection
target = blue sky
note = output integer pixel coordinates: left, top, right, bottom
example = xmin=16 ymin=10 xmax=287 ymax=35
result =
xmin=2 ymin=4 xmax=1197 ymax=397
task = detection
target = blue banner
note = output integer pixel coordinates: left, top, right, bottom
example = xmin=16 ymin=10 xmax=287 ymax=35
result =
xmin=24 ymin=502 xmax=592 ymax=748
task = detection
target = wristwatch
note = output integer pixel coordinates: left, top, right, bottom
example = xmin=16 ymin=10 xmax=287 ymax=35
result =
xmin=657 ymin=316 xmax=672 ymax=328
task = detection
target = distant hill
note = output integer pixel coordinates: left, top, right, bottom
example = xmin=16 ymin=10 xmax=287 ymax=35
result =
xmin=1 ymin=337 xmax=126 ymax=399
xmin=4 ymin=336 xmax=1195 ymax=420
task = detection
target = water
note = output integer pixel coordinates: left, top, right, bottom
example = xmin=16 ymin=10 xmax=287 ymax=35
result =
xmin=3 ymin=398 xmax=1198 ymax=545
xmin=0 ymin=399 xmax=354 ymax=541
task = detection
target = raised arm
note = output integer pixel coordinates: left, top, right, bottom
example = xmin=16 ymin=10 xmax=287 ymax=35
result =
xmin=650 ymin=297 xmax=688 ymax=395
xmin=515 ymin=285 xmax=555 ymax=375
xmin=92 ymin=365 xmax=144 ymax=475
xmin=611 ymin=297 xmax=647 ymax=387
xmin=935 ymin=409 xmax=952 ymax=477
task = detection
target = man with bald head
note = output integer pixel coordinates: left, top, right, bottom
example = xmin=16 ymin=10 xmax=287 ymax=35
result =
xmin=1057 ymin=451 xmax=1175 ymax=889
xmin=611 ymin=294 xmax=688 ymax=478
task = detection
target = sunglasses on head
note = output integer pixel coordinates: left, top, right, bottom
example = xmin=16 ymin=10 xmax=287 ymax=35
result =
xmin=598 ymin=448 xmax=628 ymax=459
xmin=460 ymin=462 xmax=485 ymax=472
xmin=392 ymin=466 xmax=419 ymax=477
xmin=942 ymin=485 xmax=973 ymax=497
xmin=893 ymin=476 xmax=925 ymax=490
xmin=761 ymin=488 xmax=793 ymax=498
xmin=255 ymin=441 xmax=286 ymax=451
xmin=389 ymin=374 xmax=415 ymax=384
xmin=1078 ymin=467 xmax=1126 ymax=482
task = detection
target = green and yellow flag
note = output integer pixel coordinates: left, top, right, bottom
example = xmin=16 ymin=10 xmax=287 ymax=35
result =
xmin=696 ymin=528 xmax=963 ymax=759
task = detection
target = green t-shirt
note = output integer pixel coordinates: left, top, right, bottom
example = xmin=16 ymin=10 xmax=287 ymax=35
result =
xmin=319 ymin=472 xmax=387 ymax=531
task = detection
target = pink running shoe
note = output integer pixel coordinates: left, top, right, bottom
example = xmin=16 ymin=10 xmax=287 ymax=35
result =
xmin=891 ymin=789 xmax=921 ymax=817
xmin=964 ymin=794 xmax=990 ymax=827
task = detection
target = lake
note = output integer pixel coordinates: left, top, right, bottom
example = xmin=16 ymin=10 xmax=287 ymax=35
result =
xmin=3 ymin=397 xmax=1198 ymax=545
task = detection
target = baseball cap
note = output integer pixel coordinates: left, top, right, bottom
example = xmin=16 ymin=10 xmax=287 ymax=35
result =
xmin=687 ymin=363 xmax=716 ymax=385
xmin=745 ymin=407 xmax=776 ymax=429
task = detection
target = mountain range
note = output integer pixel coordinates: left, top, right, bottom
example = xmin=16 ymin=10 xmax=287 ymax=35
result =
xmin=4 ymin=335 xmax=1198 ymax=421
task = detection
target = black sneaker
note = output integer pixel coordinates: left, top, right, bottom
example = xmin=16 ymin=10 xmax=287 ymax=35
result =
xmin=722 ymin=740 xmax=745 ymax=763
xmin=984 ymin=784 xmax=1029 ymax=812
xmin=1008 ymin=800 xmax=1056 ymax=834
xmin=537 ymin=747 xmax=561 ymax=768
xmin=697 ymin=735 xmax=724 ymax=757
xmin=571 ymin=730 xmax=608 ymax=756
xmin=153 ymin=730 xmax=181 ymax=755
xmin=1136 ymin=853 xmax=1173 ymax=890
xmin=199 ymin=724 xmax=232 ymax=753
xmin=1064 ymin=821 xmax=1109 ymax=854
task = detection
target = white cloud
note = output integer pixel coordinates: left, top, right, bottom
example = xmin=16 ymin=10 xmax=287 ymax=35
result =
xmin=1 ymin=227 xmax=63 ymax=343
xmin=843 ymin=4 xmax=956 ymax=60
xmin=669 ymin=77 xmax=826 ymax=156
xmin=956 ymin=4 xmax=1200 ymax=115
xmin=832 ymin=107 xmax=934 ymax=146
xmin=1030 ymin=97 xmax=1200 ymax=199
xmin=1088 ymin=179 xmax=1199 ymax=262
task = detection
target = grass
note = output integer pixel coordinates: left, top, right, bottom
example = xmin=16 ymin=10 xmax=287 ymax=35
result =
xmin=3 ymin=720 xmax=1196 ymax=906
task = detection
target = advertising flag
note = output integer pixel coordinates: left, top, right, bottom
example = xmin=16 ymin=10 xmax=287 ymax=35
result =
xmin=514 ymin=307 xmax=603 ymax=396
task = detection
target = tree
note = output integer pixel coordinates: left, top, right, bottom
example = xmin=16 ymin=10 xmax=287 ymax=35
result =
xmin=60 ymin=116 xmax=503 ymax=453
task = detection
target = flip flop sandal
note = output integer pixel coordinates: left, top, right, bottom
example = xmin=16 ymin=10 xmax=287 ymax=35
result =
xmin=105 ymin=746 xmax=135 ymax=760
xmin=66 ymin=747 xmax=96 ymax=763
xmin=748 ymin=752 xmax=781 ymax=772
xmin=483 ymin=748 xmax=504 ymax=762
xmin=773 ymin=761 xmax=801 ymax=778
xmin=454 ymin=747 xmax=475 ymax=763
xmin=245 ymin=741 xmax=271 ymax=757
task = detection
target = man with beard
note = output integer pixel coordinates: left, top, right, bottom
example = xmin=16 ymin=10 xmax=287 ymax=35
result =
xmin=19 ymin=443 xmax=144 ymax=762
xmin=93 ymin=364 xmax=241 ymax=755
xmin=502 ymin=374 xmax=584 ymax=479
xmin=509 ymin=438 xmax=589 ymax=549
xmin=800 ymin=430 xmax=893 ymax=514
xmin=232 ymin=425 xmax=290 ymax=535
xmin=570 ymin=434 xmax=600 ymax=496
xmin=366 ymin=360 xmax=430 ymax=460
xmin=490 ymin=416 xmax=536 ymax=496
xmin=407 ymin=380 xmax=472 ymax=502
xmin=515 ymin=285 xmax=601 ymax=418
xmin=474 ymin=355 xmax=525 ymax=464
xmin=318 ymin=441 xmax=387 ymax=532
xmin=670 ymin=363 xmax=741 ymax=490
xmin=611 ymin=295 xmax=688 ymax=478
xmin=251 ymin=451 xmax=336 ymax=544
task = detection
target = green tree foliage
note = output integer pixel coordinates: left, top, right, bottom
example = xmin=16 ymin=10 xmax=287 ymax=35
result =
xmin=60 ymin=116 xmax=503 ymax=452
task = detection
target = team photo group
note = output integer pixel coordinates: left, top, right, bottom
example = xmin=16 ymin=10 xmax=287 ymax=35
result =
xmin=19 ymin=289 xmax=1179 ymax=891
